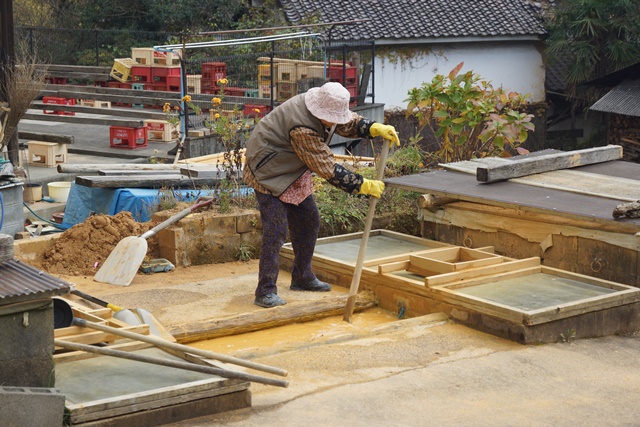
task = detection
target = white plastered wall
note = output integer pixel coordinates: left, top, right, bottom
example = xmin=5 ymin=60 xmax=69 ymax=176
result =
xmin=373 ymin=41 xmax=545 ymax=110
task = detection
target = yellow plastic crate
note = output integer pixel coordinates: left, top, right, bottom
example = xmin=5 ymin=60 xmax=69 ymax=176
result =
xmin=110 ymin=58 xmax=133 ymax=83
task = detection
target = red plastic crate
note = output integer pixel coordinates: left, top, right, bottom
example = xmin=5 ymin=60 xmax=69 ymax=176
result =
xmin=346 ymin=84 xmax=357 ymax=106
xmin=45 ymin=77 xmax=67 ymax=85
xmin=166 ymin=75 xmax=181 ymax=92
xmin=201 ymin=85 xmax=220 ymax=95
xmin=42 ymin=96 xmax=76 ymax=115
xmin=220 ymin=86 xmax=245 ymax=97
xmin=131 ymin=65 xmax=152 ymax=82
xmin=109 ymin=126 xmax=148 ymax=149
xmin=243 ymin=104 xmax=270 ymax=118
xmin=327 ymin=66 xmax=357 ymax=85
xmin=152 ymin=66 xmax=181 ymax=83
xmin=145 ymin=82 xmax=167 ymax=92
xmin=201 ymin=62 xmax=227 ymax=82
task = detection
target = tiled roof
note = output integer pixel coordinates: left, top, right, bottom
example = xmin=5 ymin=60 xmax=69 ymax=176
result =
xmin=279 ymin=0 xmax=548 ymax=42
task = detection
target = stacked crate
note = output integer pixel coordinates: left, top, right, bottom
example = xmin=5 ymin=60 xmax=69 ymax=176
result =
xmin=258 ymin=63 xmax=277 ymax=99
xmin=201 ymin=62 xmax=227 ymax=94
xmin=129 ymin=48 xmax=182 ymax=92
xmin=327 ymin=65 xmax=358 ymax=106
xmin=276 ymin=62 xmax=298 ymax=102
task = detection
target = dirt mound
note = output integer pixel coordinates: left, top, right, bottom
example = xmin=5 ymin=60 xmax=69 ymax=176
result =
xmin=40 ymin=211 xmax=157 ymax=276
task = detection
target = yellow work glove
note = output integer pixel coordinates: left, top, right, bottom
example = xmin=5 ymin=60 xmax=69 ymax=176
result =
xmin=370 ymin=123 xmax=400 ymax=147
xmin=357 ymin=178 xmax=385 ymax=198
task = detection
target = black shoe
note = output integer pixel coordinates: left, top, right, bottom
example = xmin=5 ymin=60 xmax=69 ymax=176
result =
xmin=254 ymin=293 xmax=287 ymax=308
xmin=290 ymin=278 xmax=332 ymax=292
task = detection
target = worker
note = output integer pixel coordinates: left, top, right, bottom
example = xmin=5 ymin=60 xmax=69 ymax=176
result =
xmin=243 ymin=81 xmax=400 ymax=308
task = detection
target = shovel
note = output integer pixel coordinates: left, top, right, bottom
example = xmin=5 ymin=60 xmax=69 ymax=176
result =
xmin=95 ymin=197 xmax=214 ymax=287
xmin=343 ymin=140 xmax=390 ymax=323
xmin=70 ymin=288 xmax=175 ymax=341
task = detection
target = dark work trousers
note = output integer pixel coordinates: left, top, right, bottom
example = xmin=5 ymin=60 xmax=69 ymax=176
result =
xmin=255 ymin=191 xmax=319 ymax=297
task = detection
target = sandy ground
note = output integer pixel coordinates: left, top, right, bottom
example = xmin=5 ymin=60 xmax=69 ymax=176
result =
xmin=55 ymin=262 xmax=640 ymax=427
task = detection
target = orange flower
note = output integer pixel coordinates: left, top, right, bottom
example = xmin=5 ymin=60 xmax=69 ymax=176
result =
xmin=211 ymin=97 xmax=222 ymax=106
xmin=181 ymin=95 xmax=192 ymax=103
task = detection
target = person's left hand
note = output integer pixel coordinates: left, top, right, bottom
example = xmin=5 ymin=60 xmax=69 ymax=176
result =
xmin=370 ymin=123 xmax=400 ymax=147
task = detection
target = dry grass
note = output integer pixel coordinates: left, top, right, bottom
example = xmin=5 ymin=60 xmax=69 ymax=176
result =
xmin=1 ymin=43 xmax=47 ymax=150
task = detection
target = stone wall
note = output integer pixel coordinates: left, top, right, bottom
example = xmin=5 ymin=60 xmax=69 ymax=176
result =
xmin=154 ymin=209 xmax=262 ymax=267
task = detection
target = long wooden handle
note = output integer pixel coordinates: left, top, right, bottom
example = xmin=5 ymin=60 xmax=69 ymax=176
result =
xmin=72 ymin=318 xmax=288 ymax=377
xmin=343 ymin=140 xmax=390 ymax=322
xmin=141 ymin=197 xmax=214 ymax=239
xmin=55 ymin=339 xmax=288 ymax=388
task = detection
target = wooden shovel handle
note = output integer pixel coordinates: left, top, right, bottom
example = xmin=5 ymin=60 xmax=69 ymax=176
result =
xmin=141 ymin=197 xmax=214 ymax=239
xmin=343 ymin=140 xmax=390 ymax=322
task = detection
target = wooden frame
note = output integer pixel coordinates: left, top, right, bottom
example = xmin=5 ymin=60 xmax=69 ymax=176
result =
xmin=428 ymin=265 xmax=640 ymax=325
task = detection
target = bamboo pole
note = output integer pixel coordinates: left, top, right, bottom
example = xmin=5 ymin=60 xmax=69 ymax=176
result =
xmin=55 ymin=339 xmax=288 ymax=388
xmin=72 ymin=318 xmax=288 ymax=377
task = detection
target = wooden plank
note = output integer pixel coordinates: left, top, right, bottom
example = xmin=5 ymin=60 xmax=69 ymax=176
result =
xmin=169 ymin=291 xmax=377 ymax=343
xmin=386 ymin=169 xmax=640 ymax=227
xmin=31 ymin=101 xmax=167 ymax=120
xmin=36 ymin=64 xmax=112 ymax=74
xmin=524 ymin=290 xmax=640 ymax=326
xmin=53 ymin=341 xmax=154 ymax=364
xmin=476 ymin=145 xmax=623 ymax=183
xmin=74 ymin=174 xmax=221 ymax=188
xmin=41 ymin=83 xmax=179 ymax=99
xmin=180 ymin=166 xmax=225 ymax=178
xmin=99 ymin=169 xmax=183 ymax=176
xmin=18 ymin=131 xmax=74 ymax=144
xmin=54 ymin=324 xmax=150 ymax=347
xmin=59 ymin=163 xmax=186 ymax=174
xmin=23 ymin=112 xmax=144 ymax=128
xmin=377 ymin=260 xmax=410 ymax=274
xmin=42 ymin=70 xmax=111 ymax=80
xmin=409 ymin=255 xmax=455 ymax=274
xmin=425 ymin=257 xmax=541 ymax=287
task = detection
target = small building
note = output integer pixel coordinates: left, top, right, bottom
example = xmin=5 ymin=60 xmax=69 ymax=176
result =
xmin=0 ymin=236 xmax=71 ymax=387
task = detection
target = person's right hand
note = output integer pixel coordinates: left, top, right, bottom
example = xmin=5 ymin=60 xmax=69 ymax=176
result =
xmin=357 ymin=178 xmax=385 ymax=198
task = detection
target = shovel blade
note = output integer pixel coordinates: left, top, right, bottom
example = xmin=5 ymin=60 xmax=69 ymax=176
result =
xmin=113 ymin=308 xmax=175 ymax=341
xmin=112 ymin=309 xmax=141 ymax=326
xmin=134 ymin=308 xmax=176 ymax=342
xmin=94 ymin=236 xmax=148 ymax=286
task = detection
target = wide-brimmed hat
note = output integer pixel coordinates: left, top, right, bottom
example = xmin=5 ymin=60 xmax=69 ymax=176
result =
xmin=304 ymin=82 xmax=352 ymax=124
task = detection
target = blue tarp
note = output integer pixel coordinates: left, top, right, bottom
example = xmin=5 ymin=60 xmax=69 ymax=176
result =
xmin=62 ymin=183 xmax=253 ymax=228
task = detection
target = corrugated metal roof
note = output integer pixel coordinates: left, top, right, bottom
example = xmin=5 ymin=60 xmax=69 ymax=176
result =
xmin=590 ymin=79 xmax=640 ymax=117
xmin=0 ymin=259 xmax=71 ymax=305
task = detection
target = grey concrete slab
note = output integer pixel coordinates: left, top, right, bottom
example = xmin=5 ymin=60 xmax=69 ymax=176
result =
xmin=0 ymin=387 xmax=65 ymax=427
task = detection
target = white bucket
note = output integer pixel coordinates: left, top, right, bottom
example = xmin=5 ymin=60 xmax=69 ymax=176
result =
xmin=48 ymin=181 xmax=71 ymax=203
xmin=23 ymin=183 xmax=42 ymax=203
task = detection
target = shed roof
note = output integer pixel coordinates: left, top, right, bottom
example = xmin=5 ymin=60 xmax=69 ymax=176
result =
xmin=279 ymin=0 xmax=548 ymax=42
xmin=0 ymin=259 xmax=71 ymax=305
xmin=590 ymin=79 xmax=640 ymax=118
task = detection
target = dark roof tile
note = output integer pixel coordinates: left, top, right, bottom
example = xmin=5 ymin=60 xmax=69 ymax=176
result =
xmin=281 ymin=0 xmax=547 ymax=41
